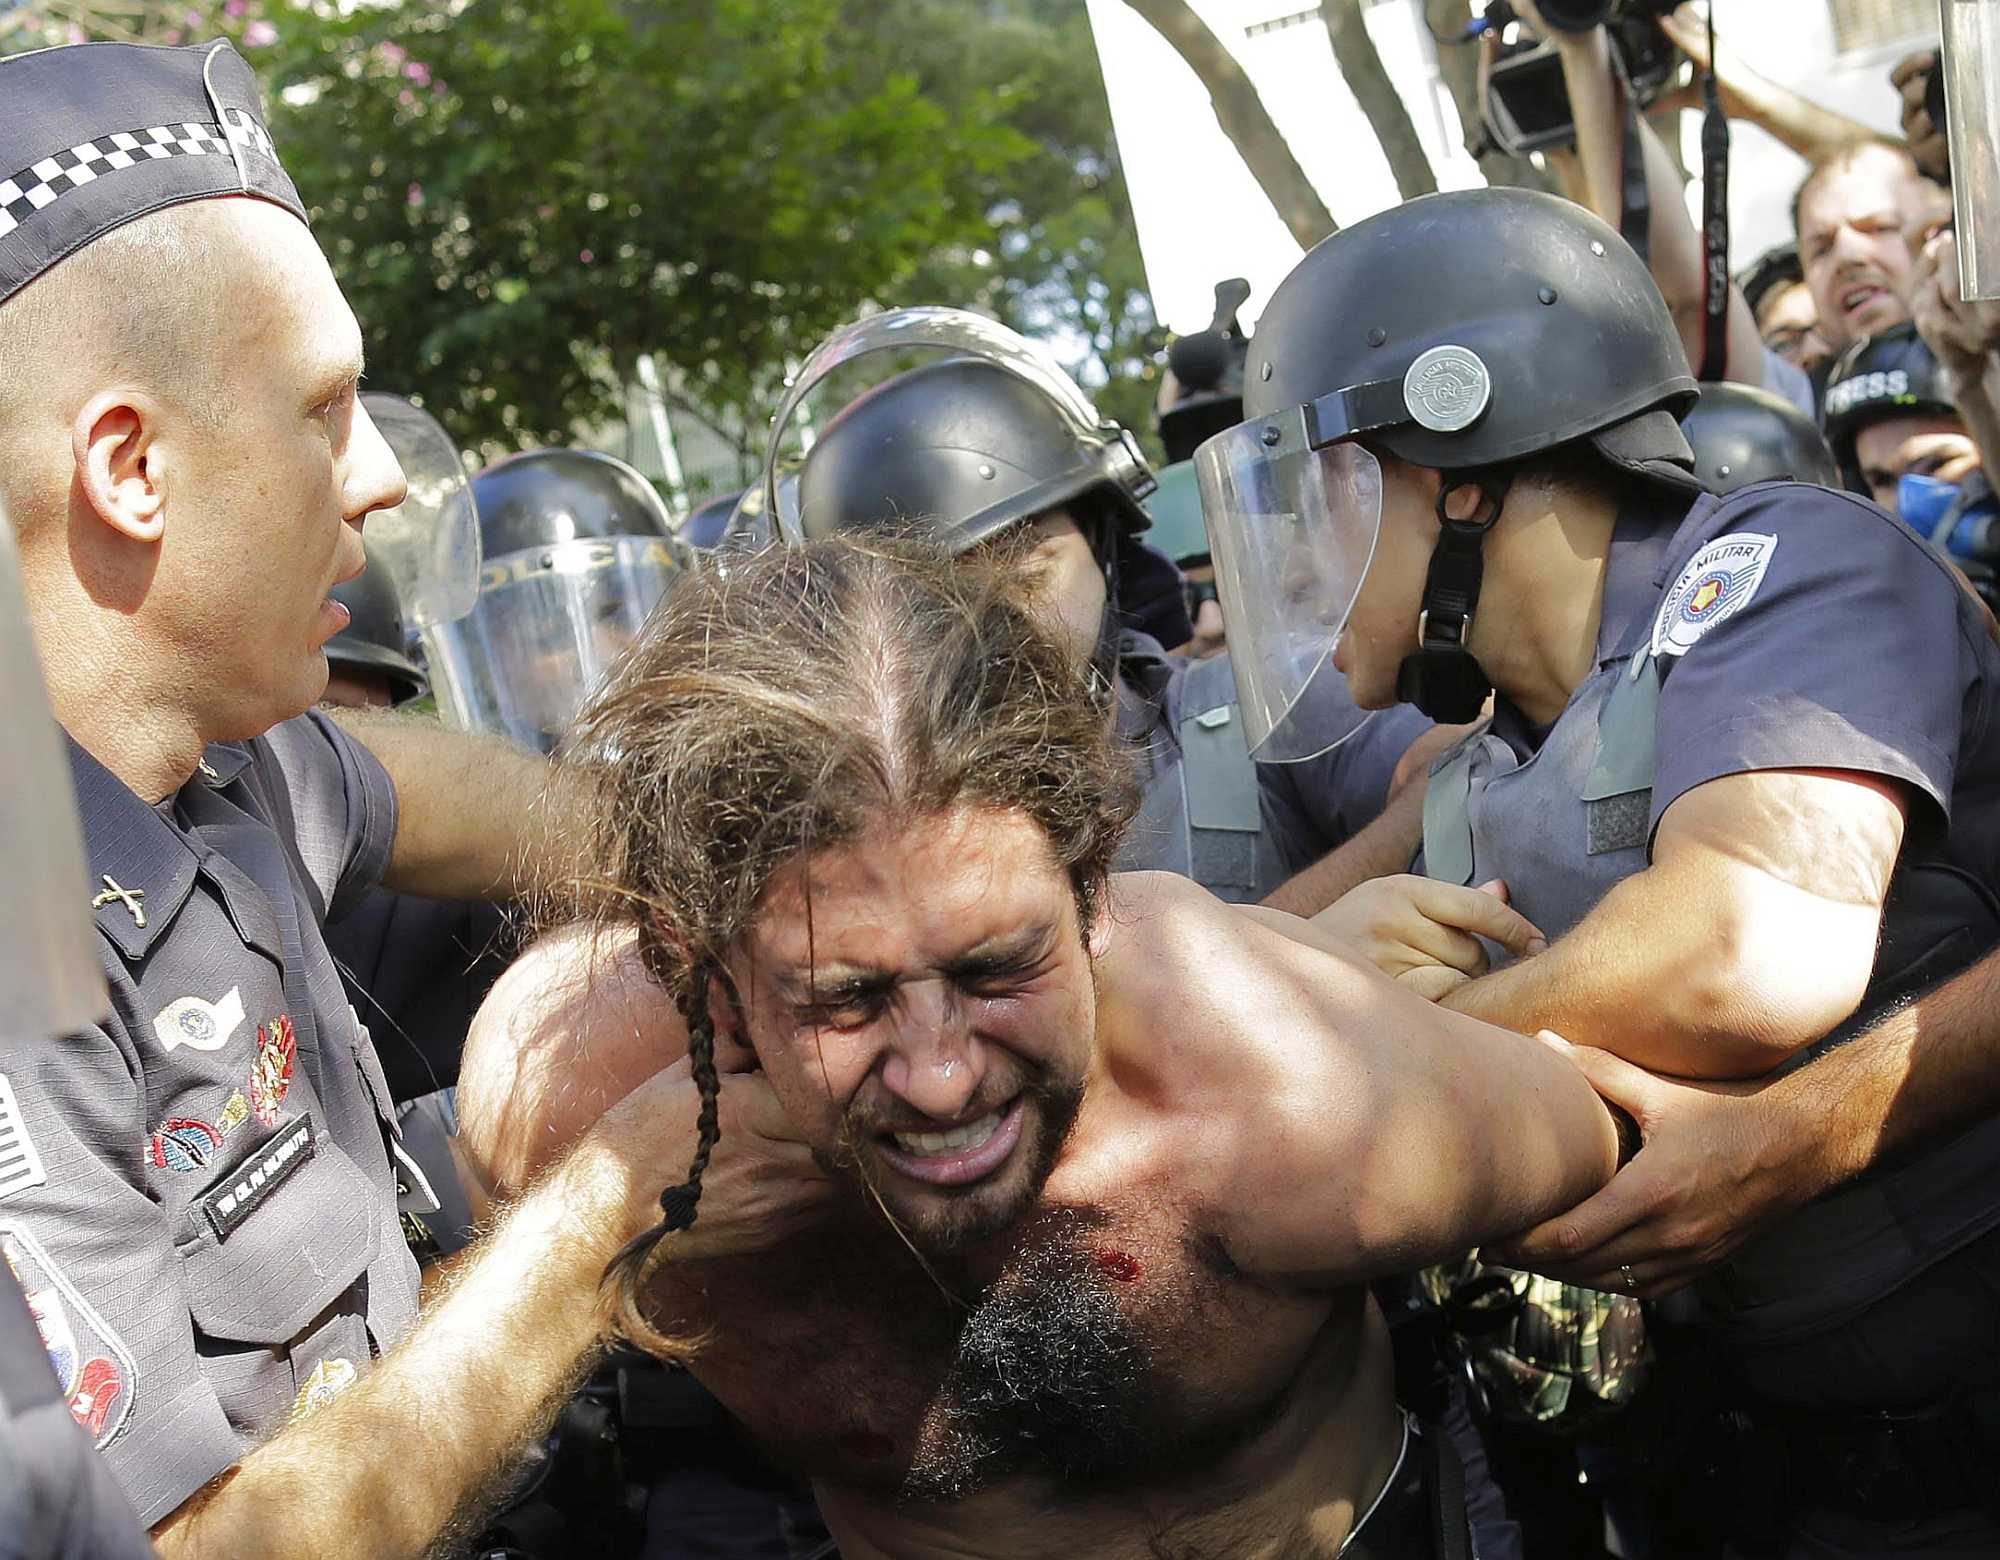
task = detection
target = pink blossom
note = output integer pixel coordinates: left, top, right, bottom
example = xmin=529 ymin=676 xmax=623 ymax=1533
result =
xmin=184 ymin=8 xmax=202 ymax=24
xmin=66 ymin=23 xmax=87 ymax=43
xmin=397 ymin=88 xmax=416 ymax=108
xmin=407 ymin=183 xmax=425 ymax=206
xmin=244 ymin=19 xmax=278 ymax=45
xmin=378 ymin=42 xmax=406 ymax=65
xmin=579 ymin=249 xmax=595 ymax=264
xmin=403 ymin=61 xmax=431 ymax=87
xmin=225 ymin=1 xmax=248 ymax=17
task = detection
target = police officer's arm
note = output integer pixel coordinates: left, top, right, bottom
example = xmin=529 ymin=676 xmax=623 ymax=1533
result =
xmin=1495 ymin=940 xmax=2000 ymax=1295
xmin=1653 ymin=6 xmax=1880 ymax=164
xmin=1261 ymin=779 xmax=1425 ymax=917
xmin=1444 ymin=766 xmax=1906 ymax=1078
xmin=1120 ymin=875 xmax=1620 ymax=1278
xmin=1532 ymin=11 xmax=1765 ymax=388
xmin=329 ymin=707 xmax=596 ymax=903
xmin=152 ymin=1004 xmax=825 ymax=1558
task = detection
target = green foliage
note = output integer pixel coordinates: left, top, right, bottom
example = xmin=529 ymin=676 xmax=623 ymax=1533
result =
xmin=6 ymin=0 xmax=1166 ymax=456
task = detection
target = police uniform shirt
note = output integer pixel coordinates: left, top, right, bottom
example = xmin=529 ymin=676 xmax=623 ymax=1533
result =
xmin=1261 ymin=701 xmax=1434 ymax=879
xmin=0 ymin=1266 xmax=155 ymax=1560
xmin=1451 ymin=479 xmax=2000 ymax=979
xmin=0 ymin=711 xmax=420 ymax=1527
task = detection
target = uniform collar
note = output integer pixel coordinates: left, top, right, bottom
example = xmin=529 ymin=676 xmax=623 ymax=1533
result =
xmin=1594 ymin=489 xmax=1713 ymax=668
xmin=65 ymin=734 xmax=202 ymax=960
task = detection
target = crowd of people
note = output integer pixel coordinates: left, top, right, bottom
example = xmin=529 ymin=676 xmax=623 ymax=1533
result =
xmin=7 ymin=6 xmax=2000 ymax=1559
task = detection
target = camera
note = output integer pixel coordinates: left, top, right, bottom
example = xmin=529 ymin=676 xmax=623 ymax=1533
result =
xmin=1483 ymin=0 xmax=1680 ymax=31
xmin=1482 ymin=7 xmax=1683 ymax=156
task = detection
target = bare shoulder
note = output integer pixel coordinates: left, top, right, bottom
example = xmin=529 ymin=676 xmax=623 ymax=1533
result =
xmin=457 ymin=921 xmax=690 ymax=1196
xmin=1097 ymin=872 xmax=1385 ymax=1091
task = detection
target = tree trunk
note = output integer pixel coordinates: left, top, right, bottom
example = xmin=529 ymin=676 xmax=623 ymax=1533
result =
xmin=1423 ymin=0 xmax=1558 ymax=194
xmin=1323 ymin=0 xmax=1436 ymax=200
xmin=1123 ymin=0 xmax=1337 ymax=247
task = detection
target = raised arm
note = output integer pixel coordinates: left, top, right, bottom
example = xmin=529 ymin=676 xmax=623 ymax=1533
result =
xmin=1531 ymin=10 xmax=1765 ymax=385
xmin=1656 ymin=5 xmax=1881 ymax=164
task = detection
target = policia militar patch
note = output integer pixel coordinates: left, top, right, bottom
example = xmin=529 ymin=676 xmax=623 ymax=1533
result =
xmin=192 ymin=1115 xmax=316 ymax=1243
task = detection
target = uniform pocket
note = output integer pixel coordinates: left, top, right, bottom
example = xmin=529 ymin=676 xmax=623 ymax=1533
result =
xmin=177 ymin=1117 xmax=380 ymax=1344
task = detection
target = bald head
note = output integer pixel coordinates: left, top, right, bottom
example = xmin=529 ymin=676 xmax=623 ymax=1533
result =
xmin=0 ymin=198 xmax=298 ymax=527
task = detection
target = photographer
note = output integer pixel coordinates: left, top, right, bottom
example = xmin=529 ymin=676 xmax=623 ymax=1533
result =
xmin=1502 ymin=2 xmax=1806 ymax=409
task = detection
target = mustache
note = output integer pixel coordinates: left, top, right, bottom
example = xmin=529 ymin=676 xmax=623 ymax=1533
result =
xmin=838 ymin=1068 xmax=1040 ymax=1142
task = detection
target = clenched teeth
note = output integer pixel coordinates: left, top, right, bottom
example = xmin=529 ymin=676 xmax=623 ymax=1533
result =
xmin=892 ymin=1109 xmax=1002 ymax=1157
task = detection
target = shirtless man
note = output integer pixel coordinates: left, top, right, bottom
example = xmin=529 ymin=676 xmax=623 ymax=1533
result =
xmin=459 ymin=536 xmax=1622 ymax=1557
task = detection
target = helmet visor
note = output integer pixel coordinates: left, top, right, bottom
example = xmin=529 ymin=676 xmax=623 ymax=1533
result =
xmin=358 ymin=393 xmax=481 ymax=628
xmin=424 ymin=536 xmax=679 ymax=752
xmin=1196 ymin=415 xmax=1383 ymax=761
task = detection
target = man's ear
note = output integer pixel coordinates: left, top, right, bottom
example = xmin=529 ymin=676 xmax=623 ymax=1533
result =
xmin=71 ymin=392 xmax=165 ymax=545
xmin=706 ymin=963 xmax=761 ymax=1072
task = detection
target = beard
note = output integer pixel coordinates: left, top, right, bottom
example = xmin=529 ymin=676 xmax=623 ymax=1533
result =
xmin=815 ymin=1068 xmax=1086 ymax=1256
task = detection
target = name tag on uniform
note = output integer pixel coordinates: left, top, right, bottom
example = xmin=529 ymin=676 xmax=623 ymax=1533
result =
xmin=192 ymin=1115 xmax=316 ymax=1243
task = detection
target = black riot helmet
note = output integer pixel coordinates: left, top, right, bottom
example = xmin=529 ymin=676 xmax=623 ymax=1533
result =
xmin=794 ymin=356 xmax=1152 ymax=553
xmin=1820 ymin=324 xmax=1962 ymax=494
xmin=1680 ymin=382 xmax=1841 ymax=493
xmin=426 ymin=448 xmax=688 ymax=751
xmin=470 ymin=448 xmax=675 ymax=556
xmin=1200 ymin=187 xmax=1699 ymax=756
xmin=326 ymin=544 xmax=426 ymax=703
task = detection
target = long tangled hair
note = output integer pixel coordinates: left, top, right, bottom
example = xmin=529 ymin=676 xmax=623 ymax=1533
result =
xmin=566 ymin=532 xmax=1138 ymax=1354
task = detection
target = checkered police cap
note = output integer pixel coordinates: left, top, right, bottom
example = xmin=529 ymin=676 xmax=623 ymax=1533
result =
xmin=0 ymin=39 xmax=306 ymax=308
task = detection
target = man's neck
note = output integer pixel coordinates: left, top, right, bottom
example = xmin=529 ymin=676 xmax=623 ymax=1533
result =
xmin=31 ymin=603 xmax=203 ymax=804
xmin=1468 ymin=475 xmax=1621 ymax=729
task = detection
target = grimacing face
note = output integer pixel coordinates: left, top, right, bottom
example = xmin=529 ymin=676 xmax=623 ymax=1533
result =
xmin=1798 ymin=145 xmax=1937 ymax=351
xmin=728 ymin=806 xmax=1101 ymax=1253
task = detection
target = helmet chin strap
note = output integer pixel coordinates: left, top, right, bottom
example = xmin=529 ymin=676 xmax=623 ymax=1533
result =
xmin=1394 ymin=470 xmax=1513 ymax=724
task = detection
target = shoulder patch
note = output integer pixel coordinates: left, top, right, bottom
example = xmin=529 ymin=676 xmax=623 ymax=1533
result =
xmin=0 ymin=1222 xmax=135 ymax=1448
xmin=1652 ymin=532 xmax=1779 ymax=659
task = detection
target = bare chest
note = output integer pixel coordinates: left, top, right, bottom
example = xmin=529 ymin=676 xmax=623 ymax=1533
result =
xmin=653 ymin=1191 xmax=1336 ymax=1493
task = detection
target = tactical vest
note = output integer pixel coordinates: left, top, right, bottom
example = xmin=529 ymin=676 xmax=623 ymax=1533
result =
xmin=1116 ymin=645 xmax=1280 ymax=904
xmin=1421 ymin=494 xmax=2000 ymax=1349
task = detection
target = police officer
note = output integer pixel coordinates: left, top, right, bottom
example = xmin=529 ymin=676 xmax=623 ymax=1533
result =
xmin=1680 ymin=382 xmax=1841 ymax=495
xmin=426 ymin=448 xmax=688 ymax=753
xmin=0 ymin=41 xmax=793 ymax=1554
xmin=779 ymin=307 xmax=1432 ymax=907
xmin=1203 ymin=184 xmax=2000 ymax=1557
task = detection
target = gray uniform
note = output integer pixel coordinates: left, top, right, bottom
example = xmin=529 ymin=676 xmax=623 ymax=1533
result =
xmin=1420 ymin=479 xmax=2000 ymax=1550
xmin=1112 ymin=634 xmax=1427 ymax=900
xmin=0 ymin=712 xmax=420 ymax=1526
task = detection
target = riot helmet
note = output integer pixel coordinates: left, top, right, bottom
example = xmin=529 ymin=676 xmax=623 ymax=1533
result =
xmin=678 ymin=489 xmax=744 ymax=552
xmin=426 ymin=448 xmax=688 ymax=752
xmin=1820 ymin=324 xmax=1963 ymax=496
xmin=792 ymin=358 xmax=1151 ymax=552
xmin=776 ymin=308 xmax=1154 ymax=667
xmin=326 ymin=542 xmax=427 ymax=705
xmin=1199 ymin=187 xmax=1698 ymax=757
xmin=1679 ymin=382 xmax=1841 ymax=494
